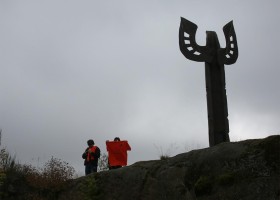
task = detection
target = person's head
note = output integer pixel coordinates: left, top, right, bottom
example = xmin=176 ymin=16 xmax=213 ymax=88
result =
xmin=87 ymin=139 xmax=94 ymax=146
xmin=114 ymin=137 xmax=120 ymax=141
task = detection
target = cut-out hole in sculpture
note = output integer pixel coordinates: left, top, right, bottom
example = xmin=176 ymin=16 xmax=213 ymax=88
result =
xmin=230 ymin=36 xmax=233 ymax=41
xmin=184 ymin=40 xmax=190 ymax=44
xmin=184 ymin=32 xmax=190 ymax=38
xmin=230 ymin=50 xmax=234 ymax=55
xmin=231 ymin=43 xmax=234 ymax=48
xmin=193 ymin=51 xmax=201 ymax=55
xmin=226 ymin=54 xmax=230 ymax=58
xmin=187 ymin=46 xmax=193 ymax=51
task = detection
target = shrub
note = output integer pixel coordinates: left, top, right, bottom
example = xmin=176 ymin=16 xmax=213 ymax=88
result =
xmin=217 ymin=172 xmax=235 ymax=186
xmin=0 ymin=148 xmax=16 ymax=171
xmin=194 ymin=176 xmax=213 ymax=196
xmin=0 ymin=148 xmax=28 ymax=199
xmin=79 ymin=176 xmax=99 ymax=200
xmin=24 ymin=157 xmax=75 ymax=199
xmin=0 ymin=147 xmax=76 ymax=200
xmin=160 ymin=155 xmax=170 ymax=160
xmin=42 ymin=157 xmax=75 ymax=189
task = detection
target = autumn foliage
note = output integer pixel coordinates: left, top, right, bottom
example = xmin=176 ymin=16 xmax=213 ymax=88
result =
xmin=0 ymin=148 xmax=75 ymax=200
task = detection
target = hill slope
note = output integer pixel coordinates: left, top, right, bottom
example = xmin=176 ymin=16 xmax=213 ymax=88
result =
xmin=59 ymin=135 xmax=280 ymax=200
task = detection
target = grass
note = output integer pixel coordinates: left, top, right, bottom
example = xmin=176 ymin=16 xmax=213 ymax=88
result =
xmin=154 ymin=143 xmax=179 ymax=160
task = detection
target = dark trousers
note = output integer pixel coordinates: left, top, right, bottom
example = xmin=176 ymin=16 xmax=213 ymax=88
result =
xmin=109 ymin=165 xmax=122 ymax=170
xmin=85 ymin=164 xmax=97 ymax=175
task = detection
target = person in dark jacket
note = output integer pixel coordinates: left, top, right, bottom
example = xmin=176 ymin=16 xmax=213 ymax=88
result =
xmin=82 ymin=139 xmax=100 ymax=175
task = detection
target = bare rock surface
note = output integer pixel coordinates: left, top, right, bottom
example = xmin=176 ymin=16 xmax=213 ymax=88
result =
xmin=59 ymin=135 xmax=280 ymax=200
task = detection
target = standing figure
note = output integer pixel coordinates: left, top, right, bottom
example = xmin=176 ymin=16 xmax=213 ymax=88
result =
xmin=106 ymin=137 xmax=131 ymax=170
xmin=82 ymin=139 xmax=100 ymax=175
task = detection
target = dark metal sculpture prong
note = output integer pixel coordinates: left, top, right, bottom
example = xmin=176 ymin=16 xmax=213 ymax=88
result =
xmin=179 ymin=18 xmax=238 ymax=147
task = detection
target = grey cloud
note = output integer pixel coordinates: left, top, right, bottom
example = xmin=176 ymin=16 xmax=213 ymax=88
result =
xmin=1 ymin=0 xmax=279 ymax=175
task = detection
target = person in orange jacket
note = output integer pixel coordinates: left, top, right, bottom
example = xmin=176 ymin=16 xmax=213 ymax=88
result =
xmin=106 ymin=137 xmax=131 ymax=170
xmin=82 ymin=139 xmax=100 ymax=175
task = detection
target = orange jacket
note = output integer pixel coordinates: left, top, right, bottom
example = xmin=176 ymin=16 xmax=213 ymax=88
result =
xmin=87 ymin=146 xmax=97 ymax=162
xmin=106 ymin=141 xmax=131 ymax=167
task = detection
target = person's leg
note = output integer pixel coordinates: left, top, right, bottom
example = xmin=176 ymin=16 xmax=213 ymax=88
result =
xmin=91 ymin=165 xmax=97 ymax=173
xmin=110 ymin=165 xmax=122 ymax=170
xmin=85 ymin=165 xmax=91 ymax=175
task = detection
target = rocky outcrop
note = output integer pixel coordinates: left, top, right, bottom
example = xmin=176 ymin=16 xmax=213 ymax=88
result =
xmin=59 ymin=135 xmax=280 ymax=200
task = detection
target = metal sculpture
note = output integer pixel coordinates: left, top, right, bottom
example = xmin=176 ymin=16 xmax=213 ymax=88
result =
xmin=179 ymin=18 xmax=238 ymax=147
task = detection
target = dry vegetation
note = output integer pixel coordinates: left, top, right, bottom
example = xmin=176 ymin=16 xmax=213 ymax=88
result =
xmin=0 ymin=147 xmax=75 ymax=200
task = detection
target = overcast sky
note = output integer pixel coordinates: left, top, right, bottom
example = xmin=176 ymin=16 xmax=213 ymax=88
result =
xmin=1 ymin=0 xmax=279 ymax=175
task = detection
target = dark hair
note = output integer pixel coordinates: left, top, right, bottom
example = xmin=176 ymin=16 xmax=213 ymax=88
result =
xmin=114 ymin=137 xmax=120 ymax=141
xmin=87 ymin=139 xmax=94 ymax=146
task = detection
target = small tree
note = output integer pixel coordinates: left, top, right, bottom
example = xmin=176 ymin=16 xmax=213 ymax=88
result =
xmin=42 ymin=157 xmax=75 ymax=189
xmin=98 ymin=153 xmax=109 ymax=172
